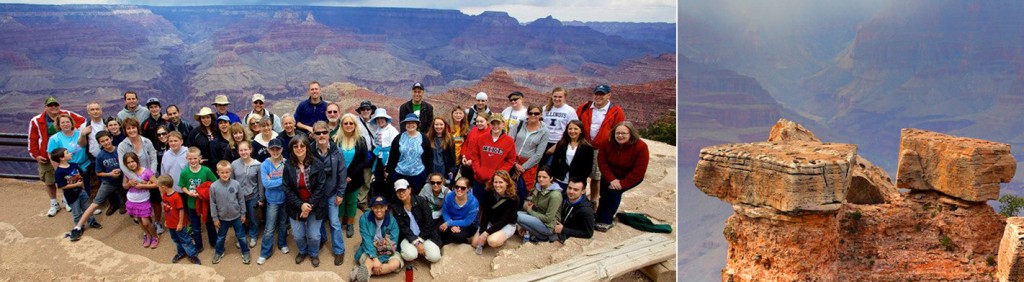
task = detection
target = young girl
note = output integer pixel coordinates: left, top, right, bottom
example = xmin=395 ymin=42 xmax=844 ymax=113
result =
xmin=123 ymin=152 xmax=159 ymax=248
xmin=232 ymin=142 xmax=262 ymax=248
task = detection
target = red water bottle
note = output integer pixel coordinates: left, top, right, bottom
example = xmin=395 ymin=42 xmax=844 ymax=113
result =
xmin=405 ymin=264 xmax=414 ymax=282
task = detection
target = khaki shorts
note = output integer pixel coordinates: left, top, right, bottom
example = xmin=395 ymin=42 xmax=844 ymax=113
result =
xmin=590 ymin=149 xmax=601 ymax=180
xmin=37 ymin=162 xmax=55 ymax=185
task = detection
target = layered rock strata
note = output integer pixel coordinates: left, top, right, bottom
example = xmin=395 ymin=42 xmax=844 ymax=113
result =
xmin=998 ymin=217 xmax=1024 ymax=281
xmin=897 ymin=128 xmax=1016 ymax=202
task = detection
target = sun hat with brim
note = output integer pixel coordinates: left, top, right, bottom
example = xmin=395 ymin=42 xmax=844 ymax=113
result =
xmin=401 ymin=113 xmax=420 ymax=124
xmin=371 ymin=108 xmax=392 ymax=124
xmin=194 ymin=107 xmax=215 ymax=121
xmin=212 ymin=94 xmax=230 ymax=105
xmin=357 ymin=100 xmax=377 ymax=112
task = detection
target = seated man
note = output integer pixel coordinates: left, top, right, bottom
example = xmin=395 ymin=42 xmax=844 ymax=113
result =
xmin=555 ymin=180 xmax=595 ymax=242
xmin=352 ymin=196 xmax=402 ymax=282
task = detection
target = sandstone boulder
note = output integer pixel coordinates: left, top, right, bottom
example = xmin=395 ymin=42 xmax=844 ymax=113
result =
xmin=767 ymin=118 xmax=899 ymax=205
xmin=694 ymin=141 xmax=856 ymax=212
xmin=998 ymin=217 xmax=1024 ymax=282
xmin=896 ymin=128 xmax=1016 ymax=202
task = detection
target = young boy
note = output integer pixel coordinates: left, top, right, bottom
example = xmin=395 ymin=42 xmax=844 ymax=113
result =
xmin=209 ymin=160 xmax=250 ymax=264
xmin=53 ymin=148 xmax=97 ymax=241
xmin=159 ymin=175 xmax=201 ymax=265
xmin=179 ymin=147 xmax=217 ymax=252
xmin=69 ymin=131 xmax=119 ymax=241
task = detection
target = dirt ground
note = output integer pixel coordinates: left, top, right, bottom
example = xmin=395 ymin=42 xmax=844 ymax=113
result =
xmin=0 ymin=140 xmax=676 ymax=281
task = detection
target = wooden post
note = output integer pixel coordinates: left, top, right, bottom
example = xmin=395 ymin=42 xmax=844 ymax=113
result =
xmin=483 ymin=234 xmax=675 ymax=282
xmin=641 ymin=260 xmax=676 ymax=282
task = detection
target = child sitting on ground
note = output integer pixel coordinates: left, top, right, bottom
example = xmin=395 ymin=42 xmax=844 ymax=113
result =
xmin=158 ymin=175 xmax=201 ymax=265
xmin=210 ymin=160 xmax=251 ymax=265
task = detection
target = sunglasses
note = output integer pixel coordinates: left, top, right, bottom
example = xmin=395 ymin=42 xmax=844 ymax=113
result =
xmin=528 ymin=112 xmax=542 ymax=116
xmin=509 ymin=98 xmax=520 ymax=102
xmin=343 ymin=122 xmax=355 ymax=125
xmin=359 ymin=108 xmax=373 ymax=112
xmin=327 ymin=110 xmax=339 ymax=114
xmin=314 ymin=131 xmax=329 ymax=136
xmin=430 ymin=181 xmax=443 ymax=185
xmin=157 ymin=132 xmax=169 ymax=136
xmin=253 ymin=101 xmax=264 ymax=105
xmin=454 ymin=185 xmax=469 ymax=191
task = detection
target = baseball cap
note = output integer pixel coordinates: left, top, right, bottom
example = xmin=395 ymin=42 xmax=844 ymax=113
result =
xmin=268 ymin=138 xmax=283 ymax=149
xmin=370 ymin=196 xmax=388 ymax=207
xmin=252 ymin=93 xmax=265 ymax=102
xmin=44 ymin=96 xmax=59 ymax=106
xmin=412 ymin=82 xmax=424 ymax=90
xmin=593 ymin=84 xmax=611 ymax=94
xmin=394 ymin=179 xmax=410 ymax=191
xmin=476 ymin=92 xmax=488 ymax=100
xmin=507 ymin=91 xmax=524 ymax=99
xmin=217 ymin=115 xmax=231 ymax=122
xmin=489 ymin=113 xmax=505 ymax=123
xmin=146 ymin=97 xmax=161 ymax=106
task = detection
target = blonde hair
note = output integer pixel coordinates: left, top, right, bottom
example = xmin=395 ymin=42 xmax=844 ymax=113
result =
xmin=216 ymin=160 xmax=232 ymax=172
xmin=227 ymin=123 xmax=250 ymax=150
xmin=336 ymin=113 xmax=364 ymax=150
xmin=156 ymin=175 xmax=174 ymax=188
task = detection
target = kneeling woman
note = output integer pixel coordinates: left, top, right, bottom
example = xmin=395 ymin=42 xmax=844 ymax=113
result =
xmin=391 ymin=179 xmax=442 ymax=263
xmin=282 ymin=136 xmax=328 ymax=267
xmin=516 ymin=166 xmax=562 ymax=242
xmin=472 ymin=171 xmax=518 ymax=254
xmin=355 ymin=196 xmax=402 ymax=280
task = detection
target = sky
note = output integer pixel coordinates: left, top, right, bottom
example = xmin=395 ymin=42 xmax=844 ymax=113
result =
xmin=1 ymin=0 xmax=677 ymax=23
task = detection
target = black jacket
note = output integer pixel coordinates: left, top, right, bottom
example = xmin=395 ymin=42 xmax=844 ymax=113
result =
xmin=283 ymin=158 xmax=328 ymax=221
xmin=428 ymin=137 xmax=457 ymax=178
xmin=311 ymin=141 xmax=347 ymax=199
xmin=390 ymin=194 xmax=440 ymax=244
xmin=399 ymin=100 xmax=434 ymax=134
xmin=187 ymin=129 xmax=230 ymax=169
xmin=550 ymin=142 xmax=594 ymax=183
xmin=166 ymin=120 xmax=194 ymax=146
xmin=558 ymin=197 xmax=595 ymax=241
xmin=344 ymin=138 xmax=372 ymax=189
xmin=479 ymin=191 xmax=518 ymax=234
xmin=386 ymin=132 xmax=433 ymax=177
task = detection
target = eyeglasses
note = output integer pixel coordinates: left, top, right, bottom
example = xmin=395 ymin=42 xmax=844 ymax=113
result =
xmin=528 ymin=112 xmax=542 ymax=116
xmin=359 ymin=108 xmax=372 ymax=112
xmin=293 ymin=144 xmax=306 ymax=148
xmin=477 ymin=100 xmax=487 ymax=102
xmin=430 ymin=181 xmax=442 ymax=185
xmin=343 ymin=122 xmax=355 ymax=125
xmin=314 ymin=131 xmax=329 ymax=136
xmin=157 ymin=132 xmax=169 ymax=136
xmin=327 ymin=110 xmax=339 ymax=114
xmin=454 ymin=185 xmax=469 ymax=191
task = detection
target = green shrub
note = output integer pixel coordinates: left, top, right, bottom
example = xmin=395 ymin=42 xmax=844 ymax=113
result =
xmin=999 ymin=195 xmax=1024 ymax=217
xmin=939 ymin=235 xmax=954 ymax=252
xmin=638 ymin=110 xmax=675 ymax=145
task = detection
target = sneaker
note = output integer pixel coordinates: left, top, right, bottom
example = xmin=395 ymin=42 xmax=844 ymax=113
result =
xmin=248 ymin=238 xmax=256 ymax=248
xmin=280 ymin=246 xmax=290 ymax=254
xmin=256 ymin=257 xmax=267 ymax=265
xmin=235 ymin=241 xmax=240 ymax=249
xmin=64 ymin=203 xmax=72 ymax=212
xmin=474 ymin=245 xmax=483 ymax=255
xmin=172 ymin=253 xmax=186 ymax=263
xmin=156 ymin=224 xmax=165 ymax=235
xmin=150 ymin=237 xmax=159 ymax=249
xmin=310 ymin=256 xmax=320 ymax=267
xmin=594 ymin=222 xmax=613 ymax=232
xmin=212 ymin=253 xmax=223 ymax=264
xmin=188 ymin=256 xmax=202 ymax=265
xmin=89 ymin=221 xmax=103 ymax=229
xmin=143 ymin=235 xmax=152 ymax=248
xmin=69 ymin=227 xmax=83 ymax=242
xmin=105 ymin=207 xmax=117 ymax=216
xmin=93 ymin=209 xmax=103 ymax=215
xmin=47 ymin=204 xmax=59 ymax=217
xmin=345 ymin=224 xmax=354 ymax=238
xmin=242 ymin=253 xmax=251 ymax=265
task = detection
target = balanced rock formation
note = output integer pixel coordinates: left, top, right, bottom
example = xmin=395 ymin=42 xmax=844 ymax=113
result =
xmin=767 ymin=118 xmax=899 ymax=205
xmin=697 ymin=125 xmax=1014 ymax=281
xmin=897 ymin=128 xmax=1016 ymax=202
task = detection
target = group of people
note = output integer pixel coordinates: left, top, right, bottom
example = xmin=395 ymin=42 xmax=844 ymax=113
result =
xmin=27 ymin=81 xmax=650 ymax=280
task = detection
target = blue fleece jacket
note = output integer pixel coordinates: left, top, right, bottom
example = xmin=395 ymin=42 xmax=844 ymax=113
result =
xmin=442 ymin=190 xmax=479 ymax=228
xmin=260 ymin=158 xmax=286 ymax=205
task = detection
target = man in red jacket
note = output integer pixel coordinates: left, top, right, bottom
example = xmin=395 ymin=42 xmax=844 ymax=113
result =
xmin=28 ymin=96 xmax=86 ymax=217
xmin=576 ymin=84 xmax=624 ymax=202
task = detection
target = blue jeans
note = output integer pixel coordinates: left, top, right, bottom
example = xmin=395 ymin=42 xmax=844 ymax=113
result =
xmin=70 ymin=189 xmax=96 ymax=227
xmin=472 ymin=180 xmax=486 ymax=206
xmin=596 ymin=178 xmax=643 ymax=224
xmin=260 ymin=203 xmax=288 ymax=258
xmin=320 ymin=201 xmax=345 ymax=255
xmin=169 ymin=228 xmax=198 ymax=257
xmin=215 ymin=218 xmax=250 ymax=255
xmin=516 ymin=211 xmax=555 ymax=242
xmin=186 ymin=206 xmax=218 ymax=248
xmin=291 ymin=217 xmax=323 ymax=257
xmin=244 ymin=198 xmax=259 ymax=241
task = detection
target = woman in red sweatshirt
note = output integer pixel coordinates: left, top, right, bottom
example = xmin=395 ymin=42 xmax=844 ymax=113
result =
xmin=595 ymin=121 xmax=649 ymax=232
xmin=460 ymin=113 xmax=491 ymax=187
xmin=466 ymin=114 xmax=516 ymax=202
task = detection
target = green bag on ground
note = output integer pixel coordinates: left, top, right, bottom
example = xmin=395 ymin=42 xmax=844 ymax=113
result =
xmin=616 ymin=212 xmax=672 ymax=234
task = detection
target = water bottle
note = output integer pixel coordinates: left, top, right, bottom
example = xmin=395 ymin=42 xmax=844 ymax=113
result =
xmin=405 ymin=264 xmax=414 ymax=282
xmin=523 ymin=231 xmax=531 ymax=243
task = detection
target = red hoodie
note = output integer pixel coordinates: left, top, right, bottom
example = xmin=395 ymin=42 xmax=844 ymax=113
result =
xmin=468 ymin=133 xmax=516 ymax=184
xmin=576 ymin=101 xmax=624 ymax=150
xmin=462 ymin=125 xmax=490 ymax=161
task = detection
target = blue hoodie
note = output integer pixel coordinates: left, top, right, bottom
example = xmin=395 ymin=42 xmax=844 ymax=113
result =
xmin=260 ymin=157 xmax=287 ymax=205
xmin=441 ymin=190 xmax=479 ymax=228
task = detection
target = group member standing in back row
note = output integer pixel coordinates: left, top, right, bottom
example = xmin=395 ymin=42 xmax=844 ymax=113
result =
xmin=244 ymin=93 xmax=283 ymax=133
xmin=500 ymin=91 xmax=527 ymax=132
xmin=164 ymin=105 xmax=193 ymax=146
xmin=212 ymin=95 xmax=241 ymax=124
xmin=140 ymin=98 xmax=165 ymax=142
xmin=576 ymin=84 xmax=624 ymax=202
xmin=398 ymin=82 xmax=434 ymax=133
xmin=81 ymin=102 xmax=106 ymax=158
xmin=354 ymin=101 xmax=377 ymax=210
xmin=117 ymin=91 xmax=148 ymax=123
xmin=295 ymin=81 xmax=328 ymax=134
xmin=277 ymin=116 xmax=306 ymax=160
xmin=541 ymin=87 xmax=577 ymax=167
xmin=466 ymin=92 xmax=491 ymax=127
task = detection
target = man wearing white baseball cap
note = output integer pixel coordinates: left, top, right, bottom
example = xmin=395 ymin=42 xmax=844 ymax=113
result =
xmin=244 ymin=93 xmax=283 ymax=132
xmin=466 ymin=92 xmax=491 ymax=127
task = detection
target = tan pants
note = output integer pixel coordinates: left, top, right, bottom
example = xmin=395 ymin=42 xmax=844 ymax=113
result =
xmin=358 ymin=168 xmax=372 ymax=210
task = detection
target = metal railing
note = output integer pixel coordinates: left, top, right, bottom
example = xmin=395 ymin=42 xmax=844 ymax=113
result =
xmin=0 ymin=133 xmax=37 ymax=180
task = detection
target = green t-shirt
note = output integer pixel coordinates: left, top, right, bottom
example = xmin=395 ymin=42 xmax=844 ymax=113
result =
xmin=178 ymin=165 xmax=217 ymax=208
xmin=412 ymin=103 xmax=421 ymax=115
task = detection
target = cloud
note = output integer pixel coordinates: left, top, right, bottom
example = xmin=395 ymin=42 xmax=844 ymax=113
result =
xmin=4 ymin=0 xmax=675 ymax=22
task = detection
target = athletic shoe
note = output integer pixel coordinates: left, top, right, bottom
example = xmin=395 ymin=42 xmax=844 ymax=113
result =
xmin=345 ymin=224 xmax=354 ymax=238
xmin=143 ymin=235 xmax=152 ymax=248
xmin=156 ymin=224 xmax=165 ymax=235
xmin=93 ymin=209 xmax=103 ymax=215
xmin=47 ymin=204 xmax=59 ymax=217
xmin=89 ymin=222 xmax=103 ymax=229
xmin=242 ymin=253 xmax=251 ymax=265
xmin=188 ymin=256 xmax=201 ymax=265
xmin=150 ymin=237 xmax=159 ymax=249
xmin=105 ymin=206 xmax=117 ymax=216
xmin=310 ymin=256 xmax=320 ymax=267
xmin=69 ymin=227 xmax=83 ymax=242
xmin=212 ymin=253 xmax=223 ymax=264
xmin=594 ymin=222 xmax=613 ymax=232
xmin=248 ymin=238 xmax=256 ymax=248
xmin=235 ymin=241 xmax=240 ymax=249
xmin=172 ymin=253 xmax=186 ymax=263
xmin=256 ymin=257 xmax=267 ymax=265
xmin=280 ymin=246 xmax=290 ymax=254
xmin=64 ymin=203 xmax=72 ymax=212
